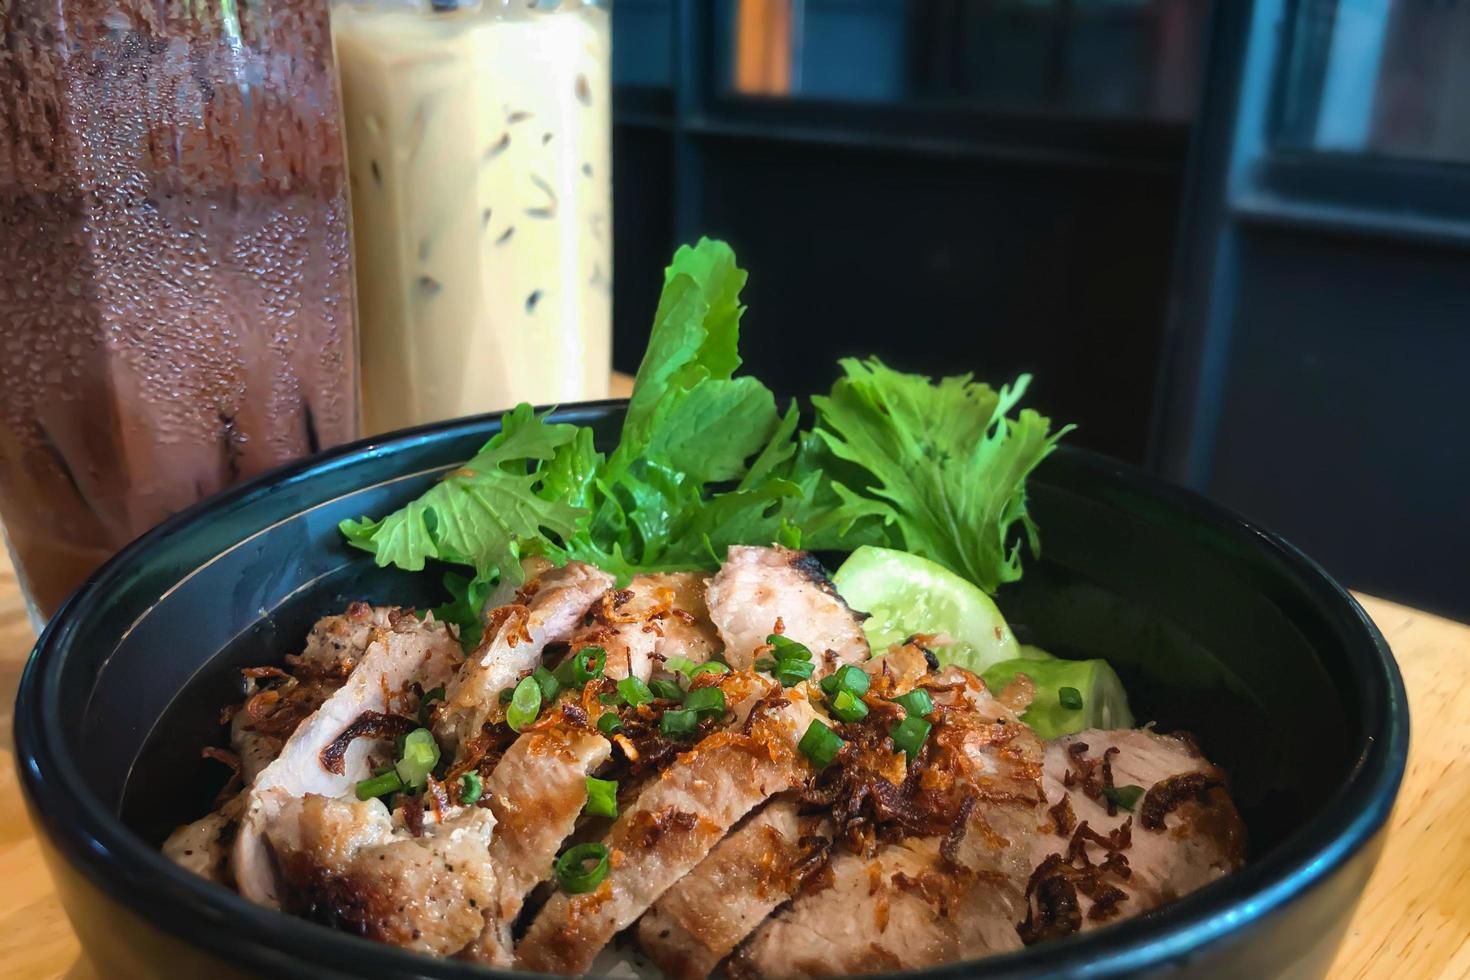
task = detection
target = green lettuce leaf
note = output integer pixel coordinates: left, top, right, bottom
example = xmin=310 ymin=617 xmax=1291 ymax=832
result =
xmin=340 ymin=403 xmax=584 ymax=579
xmin=811 ymin=358 xmax=1071 ymax=592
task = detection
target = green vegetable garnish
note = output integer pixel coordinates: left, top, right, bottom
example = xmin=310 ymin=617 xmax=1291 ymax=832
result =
xmin=819 ymin=664 xmax=871 ymax=698
xmin=890 ymin=716 xmax=932 ymax=759
xmin=394 ymin=728 xmax=441 ymax=789
xmin=532 ymin=666 xmax=561 ymax=703
xmin=660 ymin=708 xmax=700 ymax=738
xmin=617 ymin=676 xmax=653 ymax=707
xmin=459 ymin=771 xmax=483 ymax=805
xmin=829 ymin=689 xmax=869 ymax=723
xmin=757 ymin=633 xmax=816 ymax=687
xmin=891 ymin=689 xmax=934 ymax=719
xmin=597 ymin=712 xmax=623 ymax=735
xmin=340 ymin=239 xmax=1061 ymax=618
xmin=980 ymin=657 xmax=1134 ymax=740
xmin=572 ymin=646 xmax=607 ymax=683
xmin=681 ymin=686 xmax=726 ymax=717
xmin=649 ymin=679 xmax=685 ymax=701
xmin=692 ymin=661 xmax=729 ymax=676
xmin=555 ymin=842 xmax=611 ymax=893
xmin=798 ymin=720 xmax=844 ymax=769
xmin=831 ymin=547 xmax=1020 ymax=672
xmin=355 ymin=769 xmax=404 ymax=801
xmin=507 ymin=676 xmax=542 ymax=732
xmin=813 ymin=360 xmax=1069 ymax=593
xmin=1104 ymin=784 xmax=1145 ymax=812
xmin=584 ymin=776 xmax=619 ymax=818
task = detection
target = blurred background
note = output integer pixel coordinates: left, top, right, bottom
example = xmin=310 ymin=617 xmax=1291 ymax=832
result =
xmin=608 ymin=0 xmax=1468 ymax=621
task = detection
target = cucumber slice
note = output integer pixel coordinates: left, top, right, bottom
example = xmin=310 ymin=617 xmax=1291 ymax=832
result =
xmin=981 ymin=657 xmax=1134 ymax=739
xmin=832 ymin=546 xmax=1019 ymax=672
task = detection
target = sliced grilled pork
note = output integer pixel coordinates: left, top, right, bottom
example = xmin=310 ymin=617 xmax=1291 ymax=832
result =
xmin=731 ymin=830 xmax=1026 ymax=979
xmin=517 ymin=675 xmax=820 ymax=975
xmin=566 ymin=572 xmax=720 ymax=681
xmin=734 ymin=665 xmax=1046 ymax=978
xmin=228 ymin=602 xmax=400 ymax=782
xmin=265 ymin=794 xmax=497 ymax=957
xmin=706 ymin=546 xmax=869 ymax=675
xmin=162 ymin=807 xmax=237 ymax=885
xmin=1019 ymin=728 xmax=1246 ymax=943
xmin=638 ymin=797 xmax=833 ymax=980
xmin=437 ymin=560 xmax=614 ymax=760
xmin=462 ymin=718 xmax=613 ymax=965
xmin=232 ymin=613 xmax=463 ymax=907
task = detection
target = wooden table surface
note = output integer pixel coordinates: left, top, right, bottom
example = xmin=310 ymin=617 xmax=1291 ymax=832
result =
xmin=0 ymin=551 xmax=1466 ymax=979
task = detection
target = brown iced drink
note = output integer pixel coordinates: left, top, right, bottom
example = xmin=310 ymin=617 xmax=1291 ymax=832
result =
xmin=0 ymin=0 xmax=358 ymax=618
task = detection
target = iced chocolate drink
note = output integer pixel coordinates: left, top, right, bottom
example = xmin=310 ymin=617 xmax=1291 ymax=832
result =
xmin=0 ymin=0 xmax=359 ymax=619
xmin=333 ymin=0 xmax=611 ymax=435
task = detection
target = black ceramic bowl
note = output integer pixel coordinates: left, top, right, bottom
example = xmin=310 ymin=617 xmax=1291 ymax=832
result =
xmin=15 ymin=403 xmax=1408 ymax=980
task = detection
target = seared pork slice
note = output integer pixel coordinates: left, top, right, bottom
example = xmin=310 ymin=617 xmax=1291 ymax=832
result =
xmin=1019 ymin=729 xmax=1246 ymax=943
xmin=706 ymin=546 xmax=869 ymax=675
xmin=266 ymin=794 xmax=497 ymax=957
xmin=461 ymin=721 xmax=613 ymax=965
xmin=567 ymin=572 xmax=720 ymax=681
xmin=735 ymin=665 xmax=1046 ymax=978
xmin=229 ymin=602 xmax=404 ymax=781
xmin=232 ymin=614 xmax=464 ymax=907
xmin=731 ymin=826 xmax=1029 ymax=979
xmin=437 ymin=560 xmax=614 ymax=760
xmin=517 ymin=677 xmax=820 ymax=975
xmin=162 ymin=805 xmax=238 ymax=885
xmin=638 ymin=797 xmax=833 ymax=980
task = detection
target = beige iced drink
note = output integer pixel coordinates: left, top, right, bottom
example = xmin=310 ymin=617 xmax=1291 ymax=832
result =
xmin=333 ymin=0 xmax=612 ymax=435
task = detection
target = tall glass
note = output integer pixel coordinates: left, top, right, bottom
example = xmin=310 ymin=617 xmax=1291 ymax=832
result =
xmin=332 ymin=0 xmax=612 ymax=435
xmin=0 ymin=0 xmax=359 ymax=622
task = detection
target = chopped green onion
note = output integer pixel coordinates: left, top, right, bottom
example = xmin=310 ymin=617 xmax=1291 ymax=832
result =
xmin=892 ymin=689 xmax=934 ymax=719
xmin=555 ymin=842 xmax=611 ymax=893
xmin=691 ymin=661 xmax=730 ymax=676
xmin=552 ymin=658 xmax=578 ymax=687
xmin=1103 ymin=784 xmax=1145 ymax=812
xmin=460 ymin=771 xmax=483 ymax=805
xmin=394 ymin=727 xmax=442 ymax=789
xmin=584 ymin=776 xmax=619 ymax=818
xmin=829 ymin=689 xmax=869 ymax=723
xmin=355 ymin=769 xmax=404 ymax=801
xmin=597 ymin=712 xmax=623 ymax=735
xmin=573 ymin=646 xmax=607 ymax=683
xmin=599 ymin=691 xmax=622 ymax=705
xmin=1058 ymin=686 xmax=1084 ymax=710
xmin=890 ymin=716 xmax=932 ymax=759
xmin=649 ymin=678 xmax=685 ymax=701
xmin=617 ymin=676 xmax=653 ymax=707
xmin=821 ymin=664 xmax=871 ymax=698
xmin=682 ymin=686 xmax=726 ymax=717
xmin=666 ymin=655 xmax=698 ymax=676
xmin=660 ymin=708 xmax=700 ymax=738
xmin=798 ymin=720 xmax=845 ymax=769
xmin=507 ymin=676 xmax=542 ymax=732
xmin=418 ymin=686 xmax=446 ymax=725
xmin=766 ymin=634 xmax=813 ymax=661
xmin=532 ymin=666 xmax=561 ymax=703
xmin=773 ymin=658 xmax=815 ymax=687
xmin=499 ymin=687 xmax=515 ymax=705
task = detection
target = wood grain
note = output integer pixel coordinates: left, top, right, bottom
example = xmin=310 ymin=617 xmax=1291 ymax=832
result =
xmin=0 ymin=552 xmax=1464 ymax=978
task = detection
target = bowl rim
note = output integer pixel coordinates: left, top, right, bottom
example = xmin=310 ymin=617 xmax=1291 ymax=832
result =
xmin=14 ymin=401 xmax=1410 ymax=979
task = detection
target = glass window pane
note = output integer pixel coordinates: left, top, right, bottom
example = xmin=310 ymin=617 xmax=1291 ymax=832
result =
xmin=720 ymin=0 xmax=1210 ymax=121
xmin=1277 ymin=0 xmax=1470 ymax=164
xmin=615 ymin=0 xmax=673 ymax=88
